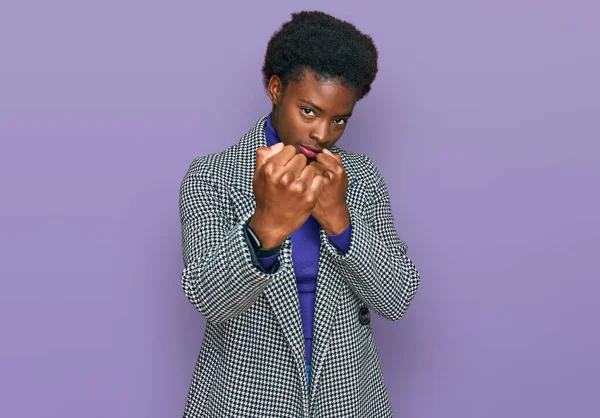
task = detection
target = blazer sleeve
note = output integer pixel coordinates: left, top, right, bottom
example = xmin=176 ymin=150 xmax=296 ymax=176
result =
xmin=320 ymin=155 xmax=421 ymax=321
xmin=179 ymin=158 xmax=292 ymax=324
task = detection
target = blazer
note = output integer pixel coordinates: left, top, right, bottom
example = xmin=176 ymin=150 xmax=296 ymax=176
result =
xmin=179 ymin=115 xmax=420 ymax=417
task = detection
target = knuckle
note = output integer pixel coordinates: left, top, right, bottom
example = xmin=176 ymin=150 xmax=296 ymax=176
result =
xmin=280 ymin=171 xmax=294 ymax=185
xmin=263 ymin=161 xmax=276 ymax=176
xmin=288 ymin=180 xmax=304 ymax=194
xmin=305 ymin=193 xmax=317 ymax=205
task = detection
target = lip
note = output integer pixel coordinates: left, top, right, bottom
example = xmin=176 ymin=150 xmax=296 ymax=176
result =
xmin=301 ymin=144 xmax=322 ymax=152
xmin=299 ymin=145 xmax=322 ymax=159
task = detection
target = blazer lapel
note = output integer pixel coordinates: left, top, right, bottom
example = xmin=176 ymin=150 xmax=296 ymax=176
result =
xmin=263 ymin=267 xmax=308 ymax=382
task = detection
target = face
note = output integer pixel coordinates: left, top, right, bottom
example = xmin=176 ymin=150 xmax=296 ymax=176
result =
xmin=267 ymin=70 xmax=357 ymax=159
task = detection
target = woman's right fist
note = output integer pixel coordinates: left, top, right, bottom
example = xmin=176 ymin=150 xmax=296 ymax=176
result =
xmin=249 ymin=144 xmax=325 ymax=248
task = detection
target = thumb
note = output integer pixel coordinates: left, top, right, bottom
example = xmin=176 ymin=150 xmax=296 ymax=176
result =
xmin=256 ymin=142 xmax=284 ymax=170
xmin=323 ymin=148 xmax=342 ymax=164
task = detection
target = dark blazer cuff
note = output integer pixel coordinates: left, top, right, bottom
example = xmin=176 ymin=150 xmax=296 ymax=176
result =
xmin=243 ymin=223 xmax=280 ymax=274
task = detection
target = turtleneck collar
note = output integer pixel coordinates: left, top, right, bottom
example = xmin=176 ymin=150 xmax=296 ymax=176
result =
xmin=265 ymin=112 xmax=281 ymax=147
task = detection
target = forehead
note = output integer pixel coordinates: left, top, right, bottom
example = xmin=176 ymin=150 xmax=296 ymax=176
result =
xmin=286 ymin=71 xmax=357 ymax=114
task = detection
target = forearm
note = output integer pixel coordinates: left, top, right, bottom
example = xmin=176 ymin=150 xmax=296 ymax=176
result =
xmin=180 ymin=171 xmax=291 ymax=323
xmin=322 ymin=208 xmax=420 ymax=320
xmin=182 ymin=219 xmax=290 ymax=323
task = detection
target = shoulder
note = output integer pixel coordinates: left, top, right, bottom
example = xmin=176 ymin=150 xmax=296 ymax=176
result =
xmin=182 ymin=116 xmax=266 ymax=191
xmin=335 ymin=146 xmax=385 ymax=188
xmin=183 ymin=143 xmax=243 ymax=187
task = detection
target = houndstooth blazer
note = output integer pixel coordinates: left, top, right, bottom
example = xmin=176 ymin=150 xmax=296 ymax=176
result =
xmin=179 ymin=115 xmax=420 ymax=417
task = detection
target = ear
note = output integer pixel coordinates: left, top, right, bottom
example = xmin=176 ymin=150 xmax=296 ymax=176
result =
xmin=267 ymin=74 xmax=283 ymax=105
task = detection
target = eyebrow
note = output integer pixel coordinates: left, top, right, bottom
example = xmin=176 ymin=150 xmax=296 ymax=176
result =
xmin=298 ymin=99 xmax=353 ymax=118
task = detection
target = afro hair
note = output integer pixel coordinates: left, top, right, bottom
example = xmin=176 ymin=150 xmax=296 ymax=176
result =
xmin=262 ymin=11 xmax=379 ymax=100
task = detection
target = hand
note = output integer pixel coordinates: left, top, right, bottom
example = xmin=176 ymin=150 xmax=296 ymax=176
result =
xmin=249 ymin=143 xmax=326 ymax=247
xmin=308 ymin=148 xmax=350 ymax=235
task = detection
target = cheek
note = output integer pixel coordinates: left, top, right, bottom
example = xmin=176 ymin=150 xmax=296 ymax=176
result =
xmin=329 ymin=127 xmax=346 ymax=144
xmin=330 ymin=123 xmax=344 ymax=136
xmin=283 ymin=111 xmax=308 ymax=139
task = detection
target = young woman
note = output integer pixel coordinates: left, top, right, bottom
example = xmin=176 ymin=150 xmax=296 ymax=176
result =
xmin=179 ymin=10 xmax=420 ymax=417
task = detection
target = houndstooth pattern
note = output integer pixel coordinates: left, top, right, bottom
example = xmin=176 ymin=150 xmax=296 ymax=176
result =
xmin=179 ymin=115 xmax=420 ymax=417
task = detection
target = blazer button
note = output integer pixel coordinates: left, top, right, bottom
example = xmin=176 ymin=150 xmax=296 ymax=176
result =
xmin=359 ymin=307 xmax=370 ymax=325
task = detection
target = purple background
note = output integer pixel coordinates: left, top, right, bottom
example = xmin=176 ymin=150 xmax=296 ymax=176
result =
xmin=1 ymin=1 xmax=598 ymax=417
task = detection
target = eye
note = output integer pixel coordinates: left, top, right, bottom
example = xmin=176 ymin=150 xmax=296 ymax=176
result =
xmin=301 ymin=108 xmax=315 ymax=117
xmin=334 ymin=118 xmax=348 ymax=126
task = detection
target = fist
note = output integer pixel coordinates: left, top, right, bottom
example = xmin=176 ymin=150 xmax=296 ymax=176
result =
xmin=249 ymin=144 xmax=326 ymax=247
xmin=308 ymin=149 xmax=350 ymax=235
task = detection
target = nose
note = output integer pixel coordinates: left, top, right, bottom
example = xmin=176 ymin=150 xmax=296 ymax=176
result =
xmin=309 ymin=120 xmax=329 ymax=146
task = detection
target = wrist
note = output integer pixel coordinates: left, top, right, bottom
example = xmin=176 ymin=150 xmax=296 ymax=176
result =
xmin=248 ymin=214 xmax=286 ymax=248
xmin=320 ymin=205 xmax=350 ymax=235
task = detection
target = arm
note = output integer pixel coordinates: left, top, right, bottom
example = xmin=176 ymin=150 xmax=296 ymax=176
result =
xmin=320 ymin=156 xmax=420 ymax=321
xmin=179 ymin=160 xmax=291 ymax=324
xmin=327 ymin=224 xmax=352 ymax=254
